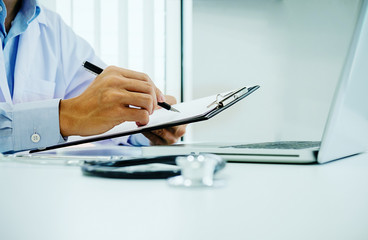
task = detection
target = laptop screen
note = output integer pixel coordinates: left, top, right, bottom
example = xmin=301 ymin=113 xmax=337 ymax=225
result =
xmin=318 ymin=0 xmax=368 ymax=163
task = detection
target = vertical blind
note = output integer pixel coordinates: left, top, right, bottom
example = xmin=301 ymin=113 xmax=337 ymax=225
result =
xmin=38 ymin=0 xmax=182 ymax=98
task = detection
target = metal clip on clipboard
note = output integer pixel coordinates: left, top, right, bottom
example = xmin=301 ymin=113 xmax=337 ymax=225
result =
xmin=205 ymin=86 xmax=260 ymax=119
xmin=207 ymin=86 xmax=257 ymax=109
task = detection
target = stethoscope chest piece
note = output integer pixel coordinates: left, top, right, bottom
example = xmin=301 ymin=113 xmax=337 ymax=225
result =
xmin=168 ymin=154 xmax=226 ymax=188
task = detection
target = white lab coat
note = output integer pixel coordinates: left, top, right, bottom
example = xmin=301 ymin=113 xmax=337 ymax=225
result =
xmin=0 ymin=6 xmax=105 ymax=104
xmin=0 ymin=5 xmax=137 ymax=152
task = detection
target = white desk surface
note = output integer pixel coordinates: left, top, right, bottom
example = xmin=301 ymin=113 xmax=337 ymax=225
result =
xmin=1 ymin=153 xmax=368 ymax=240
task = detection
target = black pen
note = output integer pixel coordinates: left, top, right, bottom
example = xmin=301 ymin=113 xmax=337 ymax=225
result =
xmin=83 ymin=61 xmax=180 ymax=113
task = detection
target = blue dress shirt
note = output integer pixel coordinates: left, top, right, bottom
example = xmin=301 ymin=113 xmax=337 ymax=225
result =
xmin=0 ymin=0 xmax=40 ymax=97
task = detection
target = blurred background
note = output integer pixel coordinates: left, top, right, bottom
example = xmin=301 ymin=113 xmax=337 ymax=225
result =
xmin=39 ymin=0 xmax=361 ymax=144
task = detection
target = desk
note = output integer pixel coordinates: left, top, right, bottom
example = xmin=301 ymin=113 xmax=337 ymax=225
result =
xmin=0 ymin=153 xmax=368 ymax=240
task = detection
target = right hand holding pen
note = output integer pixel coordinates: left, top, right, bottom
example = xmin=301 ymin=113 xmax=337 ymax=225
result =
xmin=59 ymin=66 xmax=165 ymax=137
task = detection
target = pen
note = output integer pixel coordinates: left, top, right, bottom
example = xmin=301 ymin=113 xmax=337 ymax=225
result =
xmin=82 ymin=61 xmax=180 ymax=113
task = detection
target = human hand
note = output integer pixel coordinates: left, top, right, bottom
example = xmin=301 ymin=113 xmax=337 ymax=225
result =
xmin=59 ymin=66 xmax=165 ymax=137
xmin=142 ymin=95 xmax=187 ymax=145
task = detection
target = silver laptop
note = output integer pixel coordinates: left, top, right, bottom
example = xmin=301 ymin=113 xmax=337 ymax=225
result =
xmin=141 ymin=0 xmax=368 ymax=164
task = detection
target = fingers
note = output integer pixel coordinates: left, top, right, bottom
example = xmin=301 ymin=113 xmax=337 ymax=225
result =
xmin=119 ymin=90 xmax=155 ymax=114
xmin=60 ymin=65 xmax=170 ymax=137
xmin=104 ymin=65 xmax=151 ymax=82
xmin=114 ymin=77 xmax=154 ymax=95
xmin=155 ymin=88 xmax=165 ymax=102
xmin=103 ymin=66 xmax=165 ymax=104
xmin=142 ymin=131 xmax=167 ymax=145
xmin=143 ymin=130 xmax=178 ymax=145
xmin=142 ymin=125 xmax=187 ymax=145
xmin=117 ymin=107 xmax=150 ymax=126
xmin=155 ymin=95 xmax=178 ymax=111
xmin=163 ymin=95 xmax=177 ymax=105
xmin=97 ymin=75 xmax=155 ymax=102
xmin=94 ymin=87 xmax=154 ymax=115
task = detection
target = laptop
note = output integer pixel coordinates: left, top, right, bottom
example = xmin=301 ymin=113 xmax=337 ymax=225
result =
xmin=141 ymin=0 xmax=368 ymax=164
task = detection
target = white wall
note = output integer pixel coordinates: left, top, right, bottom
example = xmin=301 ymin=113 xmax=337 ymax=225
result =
xmin=185 ymin=0 xmax=361 ymax=143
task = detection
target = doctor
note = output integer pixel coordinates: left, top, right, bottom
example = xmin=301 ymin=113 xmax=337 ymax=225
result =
xmin=0 ymin=0 xmax=186 ymax=153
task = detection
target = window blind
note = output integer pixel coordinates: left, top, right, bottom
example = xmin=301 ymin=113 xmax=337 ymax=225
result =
xmin=38 ymin=0 xmax=182 ymax=98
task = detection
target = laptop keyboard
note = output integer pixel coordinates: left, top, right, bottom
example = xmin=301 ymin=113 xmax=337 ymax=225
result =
xmin=222 ymin=141 xmax=321 ymax=150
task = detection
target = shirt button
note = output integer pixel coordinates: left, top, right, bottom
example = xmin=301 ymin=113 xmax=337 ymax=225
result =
xmin=31 ymin=133 xmax=41 ymax=143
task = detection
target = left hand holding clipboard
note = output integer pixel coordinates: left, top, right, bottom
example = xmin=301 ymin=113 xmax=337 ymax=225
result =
xmin=142 ymin=95 xmax=187 ymax=145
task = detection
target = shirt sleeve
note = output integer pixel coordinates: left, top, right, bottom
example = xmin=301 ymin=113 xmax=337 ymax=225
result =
xmin=0 ymin=99 xmax=66 ymax=153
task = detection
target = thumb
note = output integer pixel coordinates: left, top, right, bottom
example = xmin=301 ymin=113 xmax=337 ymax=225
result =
xmin=155 ymin=87 xmax=166 ymax=102
xmin=163 ymin=95 xmax=177 ymax=105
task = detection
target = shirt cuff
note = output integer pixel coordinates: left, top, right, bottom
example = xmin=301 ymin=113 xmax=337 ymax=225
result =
xmin=12 ymin=99 xmax=66 ymax=151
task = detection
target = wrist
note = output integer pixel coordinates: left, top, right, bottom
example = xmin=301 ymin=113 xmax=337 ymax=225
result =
xmin=59 ymin=99 xmax=77 ymax=137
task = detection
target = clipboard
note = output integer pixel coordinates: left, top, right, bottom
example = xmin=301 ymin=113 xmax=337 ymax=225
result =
xmin=30 ymin=85 xmax=259 ymax=153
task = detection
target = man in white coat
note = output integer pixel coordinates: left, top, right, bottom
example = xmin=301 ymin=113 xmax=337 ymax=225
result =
xmin=0 ymin=0 xmax=186 ymax=153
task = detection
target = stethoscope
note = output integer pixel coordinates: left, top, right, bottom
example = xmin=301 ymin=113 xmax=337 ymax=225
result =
xmin=2 ymin=152 xmax=226 ymax=184
xmin=82 ymin=154 xmax=226 ymax=180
